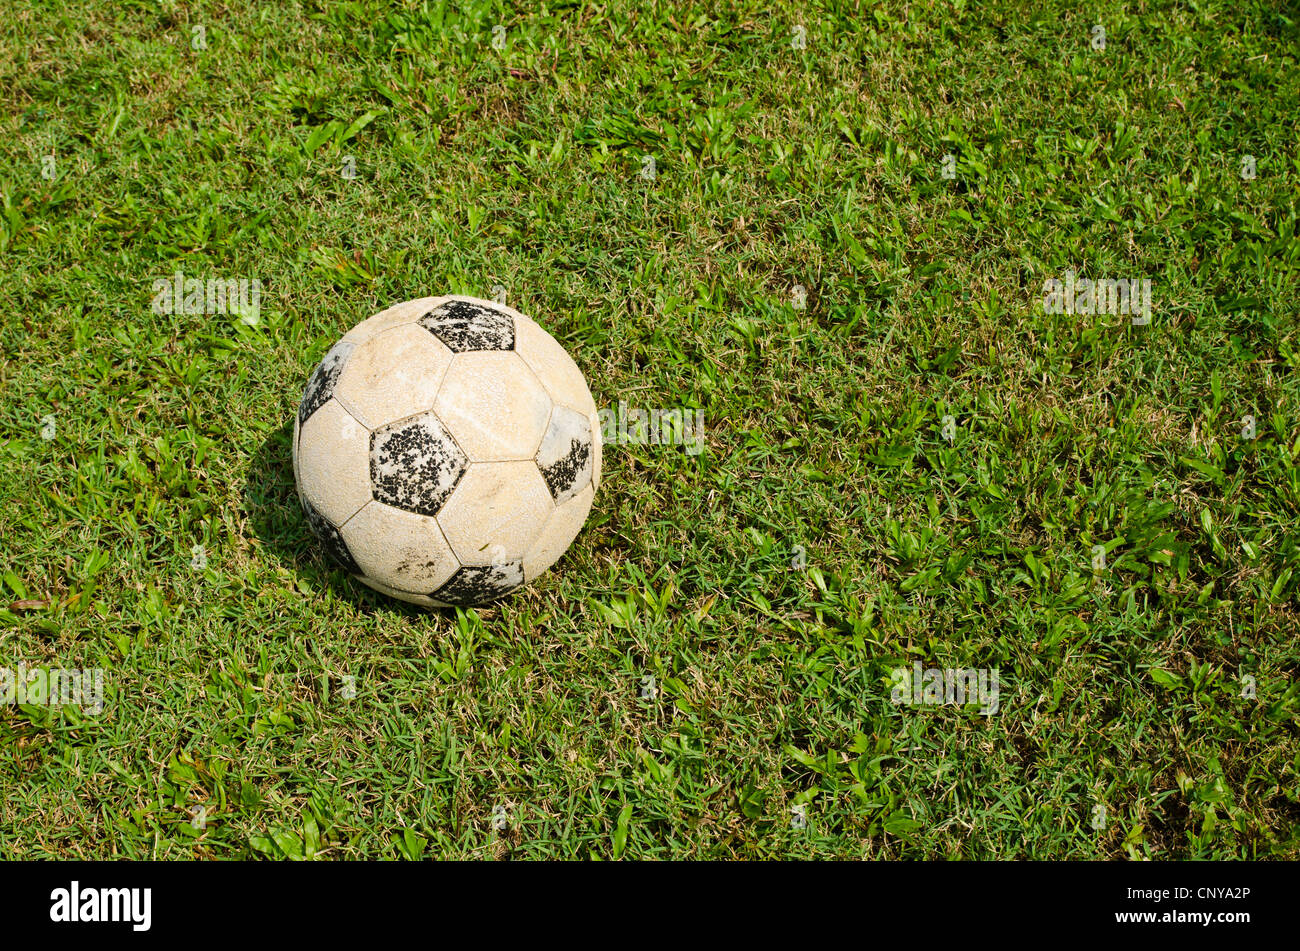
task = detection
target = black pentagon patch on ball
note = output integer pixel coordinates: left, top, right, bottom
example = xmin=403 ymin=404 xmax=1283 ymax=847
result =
xmin=535 ymin=407 xmax=593 ymax=504
xmin=299 ymin=340 xmax=355 ymax=425
xmin=370 ymin=413 xmax=468 ymax=517
xmin=418 ymin=300 xmax=515 ymax=352
xmin=300 ymin=495 xmax=361 ymax=575
xmin=433 ymin=562 xmax=524 ymax=606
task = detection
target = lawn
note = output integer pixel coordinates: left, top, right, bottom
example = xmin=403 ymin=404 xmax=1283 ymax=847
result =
xmin=1 ymin=0 xmax=1298 ymax=859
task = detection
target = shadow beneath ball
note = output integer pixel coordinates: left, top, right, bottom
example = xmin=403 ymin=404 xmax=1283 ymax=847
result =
xmin=241 ymin=418 xmax=446 ymax=618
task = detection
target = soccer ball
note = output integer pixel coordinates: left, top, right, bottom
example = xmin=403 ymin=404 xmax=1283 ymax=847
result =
xmin=292 ymin=296 xmax=601 ymax=607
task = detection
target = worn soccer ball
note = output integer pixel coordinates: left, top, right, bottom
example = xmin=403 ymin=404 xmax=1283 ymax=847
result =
xmin=292 ymin=296 xmax=600 ymax=607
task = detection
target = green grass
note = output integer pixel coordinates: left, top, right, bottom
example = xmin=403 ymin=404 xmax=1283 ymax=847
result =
xmin=1 ymin=0 xmax=1298 ymax=859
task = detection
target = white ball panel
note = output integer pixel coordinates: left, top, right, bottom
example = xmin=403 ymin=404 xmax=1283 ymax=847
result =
xmin=295 ymin=398 xmax=372 ymax=527
xmin=341 ymin=296 xmax=448 ymax=345
xmin=523 ymin=482 xmax=595 ymax=582
xmin=340 ymin=500 xmax=459 ymax=593
xmin=514 ymin=314 xmax=598 ymax=417
xmin=434 ymin=352 xmax=552 ymax=461
xmin=436 ymin=460 xmax=554 ymax=565
xmin=334 ymin=323 xmax=453 ymax=429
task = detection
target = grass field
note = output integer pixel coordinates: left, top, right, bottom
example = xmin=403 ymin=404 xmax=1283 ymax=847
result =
xmin=1 ymin=0 xmax=1298 ymax=859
